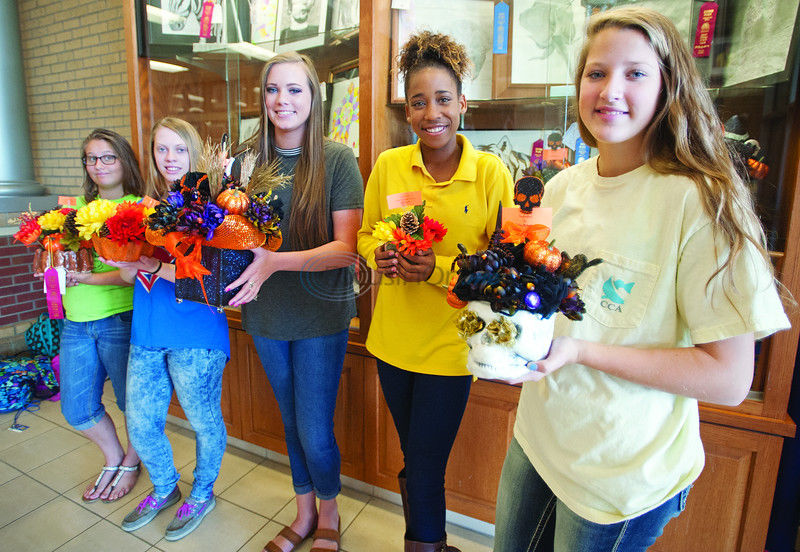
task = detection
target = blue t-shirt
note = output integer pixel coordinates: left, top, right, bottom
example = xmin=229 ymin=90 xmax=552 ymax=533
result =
xmin=131 ymin=272 xmax=230 ymax=358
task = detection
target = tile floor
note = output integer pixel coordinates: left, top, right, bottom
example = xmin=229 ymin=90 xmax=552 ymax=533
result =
xmin=0 ymin=382 xmax=494 ymax=552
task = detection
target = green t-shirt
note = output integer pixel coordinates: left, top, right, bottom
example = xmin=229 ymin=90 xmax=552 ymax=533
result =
xmin=62 ymin=195 xmax=139 ymax=322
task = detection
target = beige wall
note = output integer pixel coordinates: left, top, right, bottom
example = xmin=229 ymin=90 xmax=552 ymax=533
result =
xmin=18 ymin=0 xmax=131 ymax=198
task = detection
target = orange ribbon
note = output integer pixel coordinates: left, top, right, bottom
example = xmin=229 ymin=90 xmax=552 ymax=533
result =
xmin=500 ymin=222 xmax=550 ymax=244
xmin=164 ymin=232 xmax=212 ymax=306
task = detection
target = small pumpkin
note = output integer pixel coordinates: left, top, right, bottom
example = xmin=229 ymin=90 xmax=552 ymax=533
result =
xmin=446 ymin=273 xmax=467 ymax=308
xmin=216 ymin=188 xmax=250 ymax=215
xmin=524 ymin=240 xmax=561 ymax=272
xmin=42 ymin=233 xmax=65 ymax=252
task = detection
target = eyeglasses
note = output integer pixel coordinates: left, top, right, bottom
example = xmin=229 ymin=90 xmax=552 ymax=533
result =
xmin=82 ymin=154 xmax=118 ymax=166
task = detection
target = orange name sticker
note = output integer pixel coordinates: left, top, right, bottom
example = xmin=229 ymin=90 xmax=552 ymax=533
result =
xmin=386 ymin=190 xmax=422 ymax=210
xmin=141 ymin=196 xmax=159 ymax=208
xmin=503 ymin=206 xmax=552 ymax=228
xmin=58 ymin=196 xmax=76 ymax=207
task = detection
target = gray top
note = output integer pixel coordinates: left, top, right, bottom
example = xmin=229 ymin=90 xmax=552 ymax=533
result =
xmin=242 ymin=140 xmax=364 ymax=340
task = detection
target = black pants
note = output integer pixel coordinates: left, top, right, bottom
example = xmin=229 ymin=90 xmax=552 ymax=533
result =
xmin=377 ymin=359 xmax=472 ymax=543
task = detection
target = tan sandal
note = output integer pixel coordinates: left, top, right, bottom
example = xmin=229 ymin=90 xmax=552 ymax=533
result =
xmin=263 ymin=524 xmax=314 ymax=552
xmin=310 ymin=518 xmax=341 ymax=552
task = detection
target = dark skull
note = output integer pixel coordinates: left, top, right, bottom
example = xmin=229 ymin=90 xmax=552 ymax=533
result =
xmin=514 ymin=176 xmax=545 ymax=213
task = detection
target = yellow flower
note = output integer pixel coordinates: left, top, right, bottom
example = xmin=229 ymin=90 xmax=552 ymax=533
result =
xmin=75 ymin=199 xmax=117 ymax=240
xmin=372 ymin=220 xmax=396 ymax=243
xmin=37 ymin=209 xmax=67 ymax=231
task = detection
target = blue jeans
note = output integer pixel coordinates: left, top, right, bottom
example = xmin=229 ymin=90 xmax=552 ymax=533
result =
xmin=126 ymin=344 xmax=227 ymax=501
xmin=377 ymin=360 xmax=472 ymax=543
xmin=251 ymin=329 xmax=347 ymax=500
xmin=494 ymin=438 xmax=690 ymax=552
xmin=59 ymin=311 xmax=132 ymax=430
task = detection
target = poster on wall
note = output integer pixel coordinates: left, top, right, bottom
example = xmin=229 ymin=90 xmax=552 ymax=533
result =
xmin=510 ymin=0 xmax=694 ymax=85
xmin=328 ymin=76 xmax=359 ymax=157
xmin=159 ymin=0 xmax=226 ymax=41
xmin=392 ymin=0 xmax=494 ymax=101
xmin=330 ymin=0 xmax=359 ymax=32
xmin=250 ymin=0 xmax=280 ymax=44
xmin=723 ymin=0 xmax=800 ymax=86
xmin=276 ymin=0 xmax=328 ymax=52
xmin=461 ymin=129 xmax=570 ymax=181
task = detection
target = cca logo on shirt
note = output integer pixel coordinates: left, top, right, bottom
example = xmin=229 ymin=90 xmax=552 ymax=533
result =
xmin=601 ymin=278 xmax=635 ymax=312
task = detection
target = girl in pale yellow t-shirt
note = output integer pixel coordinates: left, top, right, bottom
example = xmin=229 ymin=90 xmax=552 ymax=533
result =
xmin=493 ymin=7 xmax=790 ymax=552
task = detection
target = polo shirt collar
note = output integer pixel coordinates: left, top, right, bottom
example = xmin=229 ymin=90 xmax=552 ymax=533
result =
xmin=410 ymin=134 xmax=478 ymax=185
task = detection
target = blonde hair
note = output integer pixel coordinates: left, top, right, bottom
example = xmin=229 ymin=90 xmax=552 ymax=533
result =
xmin=148 ymin=117 xmax=203 ymax=199
xmin=575 ymin=6 xmax=771 ymax=284
xmin=248 ymin=52 xmax=327 ymax=250
xmin=80 ymin=129 xmax=146 ymax=202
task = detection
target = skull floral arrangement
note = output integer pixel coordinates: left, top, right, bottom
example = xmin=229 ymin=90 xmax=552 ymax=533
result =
xmin=448 ymin=224 xmax=602 ymax=380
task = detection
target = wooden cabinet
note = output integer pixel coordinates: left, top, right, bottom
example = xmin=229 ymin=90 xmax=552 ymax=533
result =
xmin=127 ymin=1 xmax=800 ymax=549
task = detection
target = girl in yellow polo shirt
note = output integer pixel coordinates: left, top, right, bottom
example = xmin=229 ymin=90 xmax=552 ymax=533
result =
xmin=357 ymin=31 xmax=513 ymax=552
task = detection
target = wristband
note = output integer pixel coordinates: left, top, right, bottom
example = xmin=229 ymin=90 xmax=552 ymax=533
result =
xmin=150 ymin=260 xmax=162 ymax=275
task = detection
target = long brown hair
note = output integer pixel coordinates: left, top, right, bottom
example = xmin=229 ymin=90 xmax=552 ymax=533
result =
xmin=148 ymin=117 xmax=203 ymax=199
xmin=575 ymin=7 xmax=771 ymax=284
xmin=80 ymin=129 xmax=146 ymax=202
xmin=249 ymin=52 xmax=327 ymax=250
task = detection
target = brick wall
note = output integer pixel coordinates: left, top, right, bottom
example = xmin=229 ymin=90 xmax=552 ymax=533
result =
xmin=17 ymin=0 xmax=131 ymax=198
xmin=1 ymin=0 xmax=131 ymax=350
xmin=0 ymin=237 xmax=47 ymax=354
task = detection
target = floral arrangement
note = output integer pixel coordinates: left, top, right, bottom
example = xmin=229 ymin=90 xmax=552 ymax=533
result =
xmin=447 ymin=223 xmax=602 ymax=320
xmin=14 ymin=207 xmax=95 ymax=274
xmin=14 ymin=207 xmax=89 ymax=252
xmin=371 ymin=202 xmax=447 ymax=256
xmin=71 ymin=199 xmax=155 ymax=261
xmin=145 ymin=145 xmax=287 ymax=305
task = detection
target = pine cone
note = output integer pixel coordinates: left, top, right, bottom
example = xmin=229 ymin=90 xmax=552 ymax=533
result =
xmin=400 ymin=211 xmax=419 ymax=235
xmin=63 ymin=210 xmax=79 ymax=239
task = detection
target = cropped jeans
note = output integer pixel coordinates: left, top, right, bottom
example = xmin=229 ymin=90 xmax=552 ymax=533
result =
xmin=376 ymin=359 xmax=472 ymax=543
xmin=251 ymin=329 xmax=348 ymax=500
xmin=494 ymin=437 xmax=690 ymax=552
xmin=126 ymin=344 xmax=227 ymax=501
xmin=59 ymin=311 xmax=132 ymax=430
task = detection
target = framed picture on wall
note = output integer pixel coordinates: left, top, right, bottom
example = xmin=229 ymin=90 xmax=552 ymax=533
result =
xmin=330 ymin=0 xmax=358 ymax=32
xmin=276 ymin=0 xmax=328 ymax=52
xmin=327 ymin=59 xmax=359 ymax=157
xmin=390 ymin=0 xmax=494 ymax=103
xmin=250 ymin=0 xmax=280 ymax=45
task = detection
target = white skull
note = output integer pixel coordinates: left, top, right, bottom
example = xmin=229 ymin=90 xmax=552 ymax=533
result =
xmin=457 ymin=301 xmax=554 ymax=380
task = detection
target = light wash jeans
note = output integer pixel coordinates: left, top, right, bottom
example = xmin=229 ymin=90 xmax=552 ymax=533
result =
xmin=494 ymin=438 xmax=690 ymax=552
xmin=251 ymin=329 xmax=347 ymax=500
xmin=126 ymin=344 xmax=227 ymax=501
xmin=59 ymin=311 xmax=132 ymax=430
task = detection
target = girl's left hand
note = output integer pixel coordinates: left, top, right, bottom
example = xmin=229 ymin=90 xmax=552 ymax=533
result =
xmin=226 ymin=247 xmax=275 ymax=306
xmin=396 ymin=248 xmax=435 ymax=282
xmin=502 ymin=336 xmax=581 ymax=384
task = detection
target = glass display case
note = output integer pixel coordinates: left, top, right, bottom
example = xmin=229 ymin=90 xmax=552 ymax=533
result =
xmin=126 ymin=1 xmax=800 ymax=548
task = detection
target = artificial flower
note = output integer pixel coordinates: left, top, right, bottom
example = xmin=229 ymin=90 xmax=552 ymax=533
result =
xmin=371 ymin=220 xmax=397 ymax=243
xmin=13 ymin=212 xmax=41 ymax=245
xmin=37 ymin=209 xmax=67 ymax=231
xmin=104 ymin=202 xmax=148 ymax=245
xmin=75 ymin=198 xmax=117 ymax=240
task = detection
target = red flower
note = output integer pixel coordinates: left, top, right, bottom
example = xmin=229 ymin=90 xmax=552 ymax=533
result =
xmin=104 ymin=202 xmax=147 ymax=245
xmin=392 ymin=227 xmax=431 ymax=256
xmin=422 ymin=216 xmax=447 ymax=242
xmin=14 ymin=213 xmax=41 ymax=245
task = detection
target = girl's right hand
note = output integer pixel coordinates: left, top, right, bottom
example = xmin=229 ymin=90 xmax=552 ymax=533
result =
xmin=374 ymin=245 xmax=398 ymax=277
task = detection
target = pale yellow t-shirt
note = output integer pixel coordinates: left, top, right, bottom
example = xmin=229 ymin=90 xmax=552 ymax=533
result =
xmin=514 ymin=158 xmax=789 ymax=523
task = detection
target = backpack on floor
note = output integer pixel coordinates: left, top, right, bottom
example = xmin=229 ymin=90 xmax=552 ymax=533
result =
xmin=25 ymin=313 xmax=62 ymax=358
xmin=0 ymin=355 xmax=59 ymax=413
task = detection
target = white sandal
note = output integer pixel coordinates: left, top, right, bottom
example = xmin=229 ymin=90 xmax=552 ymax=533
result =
xmin=82 ymin=465 xmax=119 ymax=503
xmin=101 ymin=463 xmax=141 ymax=503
